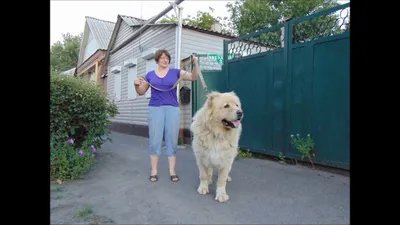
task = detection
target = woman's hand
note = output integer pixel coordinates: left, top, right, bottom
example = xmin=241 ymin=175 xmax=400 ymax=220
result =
xmin=134 ymin=77 xmax=149 ymax=96
xmin=134 ymin=77 xmax=145 ymax=86
xmin=191 ymin=55 xmax=198 ymax=64
xmin=179 ymin=54 xmax=200 ymax=81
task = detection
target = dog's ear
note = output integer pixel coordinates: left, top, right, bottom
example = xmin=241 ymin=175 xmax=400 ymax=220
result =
xmin=207 ymin=91 xmax=221 ymax=99
xmin=229 ymin=91 xmax=237 ymax=97
xmin=207 ymin=91 xmax=220 ymax=107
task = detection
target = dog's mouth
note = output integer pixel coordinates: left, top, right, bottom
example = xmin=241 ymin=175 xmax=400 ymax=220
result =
xmin=222 ymin=118 xmax=241 ymax=128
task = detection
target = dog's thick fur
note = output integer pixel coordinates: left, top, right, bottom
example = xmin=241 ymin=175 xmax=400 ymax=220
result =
xmin=190 ymin=91 xmax=243 ymax=203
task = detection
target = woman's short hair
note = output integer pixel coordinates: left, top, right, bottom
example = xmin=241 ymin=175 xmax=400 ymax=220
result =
xmin=154 ymin=49 xmax=171 ymax=64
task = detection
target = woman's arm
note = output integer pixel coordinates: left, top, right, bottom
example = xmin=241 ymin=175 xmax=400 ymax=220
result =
xmin=180 ymin=57 xmax=200 ymax=81
xmin=134 ymin=77 xmax=149 ymax=96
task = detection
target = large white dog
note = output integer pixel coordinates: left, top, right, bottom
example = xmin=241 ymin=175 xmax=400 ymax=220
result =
xmin=190 ymin=91 xmax=243 ymax=203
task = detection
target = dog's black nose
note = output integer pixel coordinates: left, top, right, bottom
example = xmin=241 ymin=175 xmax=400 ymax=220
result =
xmin=237 ymin=110 xmax=243 ymax=117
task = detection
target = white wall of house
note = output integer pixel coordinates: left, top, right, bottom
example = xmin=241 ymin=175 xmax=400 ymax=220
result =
xmin=114 ymin=20 xmax=137 ymax=47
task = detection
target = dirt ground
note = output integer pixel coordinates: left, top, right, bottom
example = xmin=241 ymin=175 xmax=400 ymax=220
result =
xmin=50 ymin=132 xmax=350 ymax=224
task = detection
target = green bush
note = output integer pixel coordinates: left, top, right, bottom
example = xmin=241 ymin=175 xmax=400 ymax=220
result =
xmin=50 ymin=134 xmax=96 ymax=181
xmin=50 ymin=74 xmax=118 ymax=181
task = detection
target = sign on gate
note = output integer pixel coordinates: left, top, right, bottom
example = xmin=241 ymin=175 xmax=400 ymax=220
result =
xmin=207 ymin=53 xmax=234 ymax=65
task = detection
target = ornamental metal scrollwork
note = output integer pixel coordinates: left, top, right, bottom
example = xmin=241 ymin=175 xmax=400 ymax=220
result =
xmin=293 ymin=7 xmax=350 ymax=44
xmin=228 ymin=26 xmax=284 ymax=60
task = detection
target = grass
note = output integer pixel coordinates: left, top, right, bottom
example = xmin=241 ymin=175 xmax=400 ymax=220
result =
xmin=76 ymin=206 xmax=93 ymax=217
xmin=51 ymin=185 xmax=67 ymax=192
xmin=237 ymin=147 xmax=253 ymax=158
xmin=74 ymin=206 xmax=114 ymax=224
xmin=86 ymin=214 xmax=114 ymax=225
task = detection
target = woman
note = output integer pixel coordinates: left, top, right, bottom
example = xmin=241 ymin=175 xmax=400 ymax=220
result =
xmin=134 ymin=49 xmax=199 ymax=182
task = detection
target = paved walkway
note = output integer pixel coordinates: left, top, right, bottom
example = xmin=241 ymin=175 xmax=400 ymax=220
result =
xmin=50 ymin=132 xmax=349 ymax=224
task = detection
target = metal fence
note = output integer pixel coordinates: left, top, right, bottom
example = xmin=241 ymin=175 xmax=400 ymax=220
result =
xmin=192 ymin=3 xmax=350 ymax=169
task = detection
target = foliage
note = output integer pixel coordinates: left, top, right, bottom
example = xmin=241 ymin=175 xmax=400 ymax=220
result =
xmin=158 ymin=7 xmax=234 ymax=34
xmin=50 ymin=73 xmax=118 ymax=146
xmin=50 ymin=32 xmax=82 ymax=74
xmin=278 ymin=152 xmax=286 ymax=163
xmin=50 ymin=133 xmax=96 ymax=181
xmin=50 ymin=73 xmax=119 ymax=181
xmin=290 ymin=134 xmax=315 ymax=168
xmin=237 ymin=147 xmax=253 ymax=158
xmin=226 ymin=0 xmax=341 ymax=38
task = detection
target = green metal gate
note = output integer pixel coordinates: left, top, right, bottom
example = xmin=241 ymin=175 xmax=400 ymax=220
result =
xmin=221 ymin=3 xmax=350 ymax=169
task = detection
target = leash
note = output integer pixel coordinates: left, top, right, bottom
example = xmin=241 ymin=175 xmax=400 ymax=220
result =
xmin=191 ymin=53 xmax=209 ymax=94
xmin=139 ymin=75 xmax=181 ymax=92
xmin=137 ymin=53 xmax=208 ymax=93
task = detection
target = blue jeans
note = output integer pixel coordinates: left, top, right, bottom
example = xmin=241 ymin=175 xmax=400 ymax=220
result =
xmin=148 ymin=105 xmax=181 ymax=156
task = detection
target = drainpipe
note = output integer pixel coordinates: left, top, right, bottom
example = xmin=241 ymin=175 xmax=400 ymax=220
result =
xmin=95 ymin=60 xmax=99 ymax=83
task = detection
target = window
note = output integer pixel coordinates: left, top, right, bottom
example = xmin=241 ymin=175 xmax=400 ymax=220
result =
xmin=83 ymin=31 xmax=98 ymax=61
xmin=89 ymin=72 xmax=95 ymax=82
xmin=114 ymin=73 xmax=121 ymax=101
xmin=127 ymin=66 xmax=137 ymax=100
xmin=145 ymin=59 xmax=157 ymax=98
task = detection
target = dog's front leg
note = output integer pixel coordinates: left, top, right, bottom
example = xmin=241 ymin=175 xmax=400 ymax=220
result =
xmin=197 ymin=163 xmax=209 ymax=195
xmin=215 ymin=166 xmax=231 ymax=203
xmin=208 ymin=167 xmax=213 ymax=185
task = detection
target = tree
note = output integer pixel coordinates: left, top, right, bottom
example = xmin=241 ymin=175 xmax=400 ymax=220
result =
xmin=50 ymin=32 xmax=82 ymax=74
xmin=158 ymin=7 xmax=234 ymax=34
xmin=226 ymin=0 xmax=342 ymax=43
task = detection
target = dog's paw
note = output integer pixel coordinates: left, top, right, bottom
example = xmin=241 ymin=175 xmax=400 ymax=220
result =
xmin=227 ymin=176 xmax=232 ymax=182
xmin=197 ymin=184 xmax=209 ymax=195
xmin=215 ymin=188 xmax=229 ymax=203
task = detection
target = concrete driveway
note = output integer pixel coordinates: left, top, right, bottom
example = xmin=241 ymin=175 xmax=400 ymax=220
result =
xmin=50 ymin=132 xmax=350 ymax=224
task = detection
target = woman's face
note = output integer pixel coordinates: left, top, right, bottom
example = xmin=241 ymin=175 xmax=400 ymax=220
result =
xmin=158 ymin=53 xmax=170 ymax=68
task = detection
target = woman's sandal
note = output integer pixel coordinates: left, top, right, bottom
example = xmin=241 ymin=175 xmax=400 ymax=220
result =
xmin=149 ymin=175 xmax=158 ymax=182
xmin=170 ymin=175 xmax=179 ymax=182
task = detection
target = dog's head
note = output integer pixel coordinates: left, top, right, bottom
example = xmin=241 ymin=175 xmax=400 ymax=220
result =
xmin=206 ymin=91 xmax=243 ymax=129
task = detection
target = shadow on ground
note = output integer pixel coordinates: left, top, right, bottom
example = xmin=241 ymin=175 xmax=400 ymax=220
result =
xmin=50 ymin=132 xmax=349 ymax=224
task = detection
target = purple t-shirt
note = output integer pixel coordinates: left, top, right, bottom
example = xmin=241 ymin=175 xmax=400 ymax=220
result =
xmin=145 ymin=68 xmax=181 ymax=107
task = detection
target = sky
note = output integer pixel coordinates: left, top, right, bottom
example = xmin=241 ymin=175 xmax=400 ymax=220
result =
xmin=50 ymin=0 xmax=234 ymax=46
xmin=50 ymin=0 xmax=350 ymax=46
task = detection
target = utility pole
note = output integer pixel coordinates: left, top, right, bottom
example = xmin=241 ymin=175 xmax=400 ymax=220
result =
xmin=170 ymin=1 xmax=184 ymax=102
xmin=169 ymin=1 xmax=184 ymax=143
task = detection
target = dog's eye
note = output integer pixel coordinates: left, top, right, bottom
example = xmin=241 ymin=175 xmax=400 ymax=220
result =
xmin=224 ymin=104 xmax=229 ymax=108
xmin=236 ymin=104 xmax=239 ymax=107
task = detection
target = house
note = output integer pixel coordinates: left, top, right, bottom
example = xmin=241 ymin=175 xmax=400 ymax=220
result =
xmin=103 ymin=14 xmax=236 ymax=144
xmin=74 ymin=16 xmax=116 ymax=92
xmin=60 ymin=67 xmax=76 ymax=76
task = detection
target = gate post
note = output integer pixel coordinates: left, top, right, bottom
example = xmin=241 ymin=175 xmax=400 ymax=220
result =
xmin=223 ymin=39 xmax=229 ymax=91
xmin=283 ymin=19 xmax=293 ymax=154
